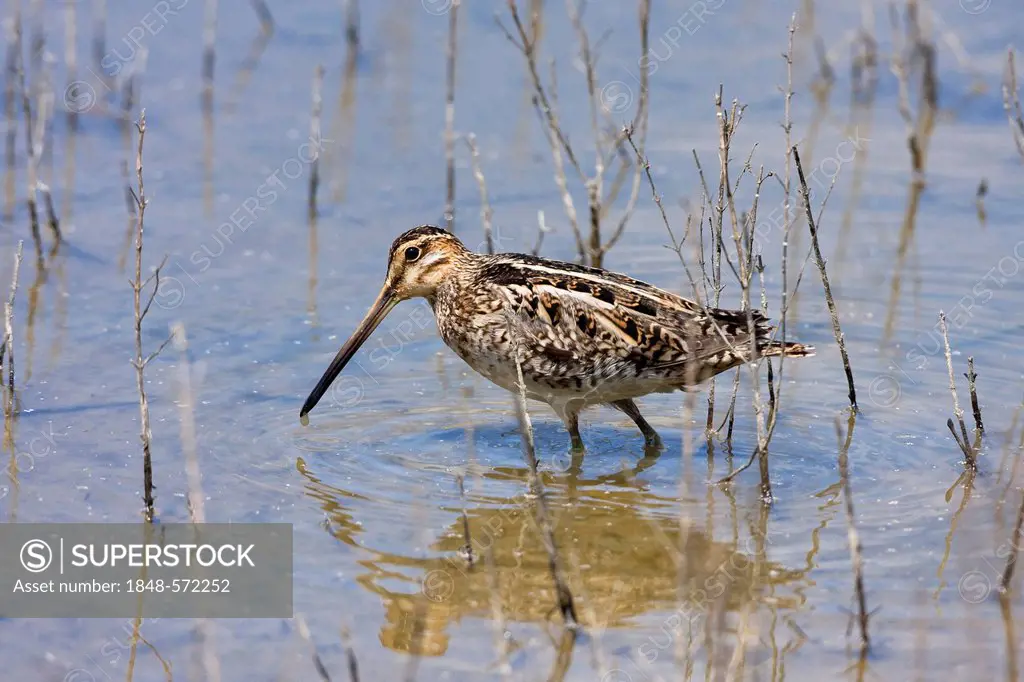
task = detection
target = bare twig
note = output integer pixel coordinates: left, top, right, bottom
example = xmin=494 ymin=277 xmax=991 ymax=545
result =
xmin=793 ymin=145 xmax=857 ymax=411
xmin=776 ymin=15 xmax=798 ymax=421
xmin=623 ymin=128 xmax=699 ymax=300
xmin=502 ymin=0 xmax=649 ymax=266
xmin=130 ymin=111 xmax=169 ymax=522
xmin=947 ymin=419 xmax=973 ymax=462
xmin=443 ymin=0 xmax=460 ymax=231
xmin=2 ymin=241 xmax=24 ymax=421
xmin=464 ymin=133 xmax=493 ymax=253
xmin=598 ymin=0 xmax=650 ymax=257
xmin=965 ymin=356 xmax=984 ymax=434
xmin=939 ymin=311 xmax=975 ymax=468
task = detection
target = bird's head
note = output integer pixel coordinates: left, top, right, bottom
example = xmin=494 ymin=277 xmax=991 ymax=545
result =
xmin=299 ymin=226 xmax=468 ymax=421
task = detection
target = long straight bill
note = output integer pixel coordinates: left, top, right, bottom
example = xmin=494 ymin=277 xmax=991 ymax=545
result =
xmin=300 ymin=288 xmax=397 ymax=421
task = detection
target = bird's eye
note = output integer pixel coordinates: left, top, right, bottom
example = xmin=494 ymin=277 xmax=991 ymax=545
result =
xmin=404 ymin=246 xmax=421 ymax=262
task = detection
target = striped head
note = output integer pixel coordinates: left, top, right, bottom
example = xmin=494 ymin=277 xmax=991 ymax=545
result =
xmin=384 ymin=225 xmax=468 ymax=299
xmin=300 ymin=226 xmax=467 ymax=420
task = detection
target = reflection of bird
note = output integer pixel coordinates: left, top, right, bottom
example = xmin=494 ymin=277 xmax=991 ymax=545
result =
xmin=300 ymin=226 xmax=813 ymax=450
xmin=297 ymin=456 xmax=809 ymax=659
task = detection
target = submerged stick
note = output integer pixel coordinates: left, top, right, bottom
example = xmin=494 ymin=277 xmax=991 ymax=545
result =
xmin=792 ymin=145 xmax=857 ymax=411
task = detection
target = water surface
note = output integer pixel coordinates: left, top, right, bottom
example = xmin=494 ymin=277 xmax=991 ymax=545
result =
xmin=2 ymin=0 xmax=1023 ymax=680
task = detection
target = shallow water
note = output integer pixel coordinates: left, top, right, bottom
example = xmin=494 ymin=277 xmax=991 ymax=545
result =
xmin=2 ymin=0 xmax=1024 ymax=680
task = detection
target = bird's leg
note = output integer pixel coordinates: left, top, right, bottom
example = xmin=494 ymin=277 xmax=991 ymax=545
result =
xmin=554 ymin=404 xmax=585 ymax=452
xmin=610 ymin=399 xmax=663 ymax=450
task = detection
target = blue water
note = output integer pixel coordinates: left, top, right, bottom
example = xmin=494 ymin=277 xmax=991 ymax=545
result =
xmin=1 ymin=0 xmax=1023 ymax=680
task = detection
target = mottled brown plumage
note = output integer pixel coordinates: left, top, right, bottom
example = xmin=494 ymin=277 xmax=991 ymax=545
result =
xmin=301 ymin=226 xmax=813 ymax=450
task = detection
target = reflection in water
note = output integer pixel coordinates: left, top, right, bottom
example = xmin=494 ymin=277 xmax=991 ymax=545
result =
xmin=224 ymin=0 xmax=275 ymax=113
xmin=327 ymin=0 xmax=361 ymax=203
xmin=297 ymin=455 xmax=807 ymax=660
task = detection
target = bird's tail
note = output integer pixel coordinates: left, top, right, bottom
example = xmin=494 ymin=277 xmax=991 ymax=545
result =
xmin=760 ymin=341 xmax=815 ymax=358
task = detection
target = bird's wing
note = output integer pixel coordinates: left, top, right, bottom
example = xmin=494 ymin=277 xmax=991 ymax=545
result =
xmin=486 ymin=264 xmax=762 ymax=380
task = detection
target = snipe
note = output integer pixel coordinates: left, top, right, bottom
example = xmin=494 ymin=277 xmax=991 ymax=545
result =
xmin=300 ymin=226 xmax=813 ymax=450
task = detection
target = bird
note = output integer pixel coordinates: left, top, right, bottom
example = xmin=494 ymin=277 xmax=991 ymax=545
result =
xmin=300 ymin=225 xmax=813 ymax=451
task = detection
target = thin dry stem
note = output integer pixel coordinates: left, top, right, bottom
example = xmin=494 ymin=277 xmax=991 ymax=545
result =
xmin=776 ymin=14 xmax=798 ymax=417
xmin=2 ymin=241 xmax=24 ymax=421
xmin=965 ymin=356 xmax=983 ymax=435
xmin=939 ymin=311 xmax=975 ymax=469
xmin=792 ymin=145 xmax=857 ymax=411
xmin=130 ymin=111 xmax=169 ymax=522
xmin=464 ymin=133 xmax=494 ymax=253
xmin=443 ymin=0 xmax=460 ymax=231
